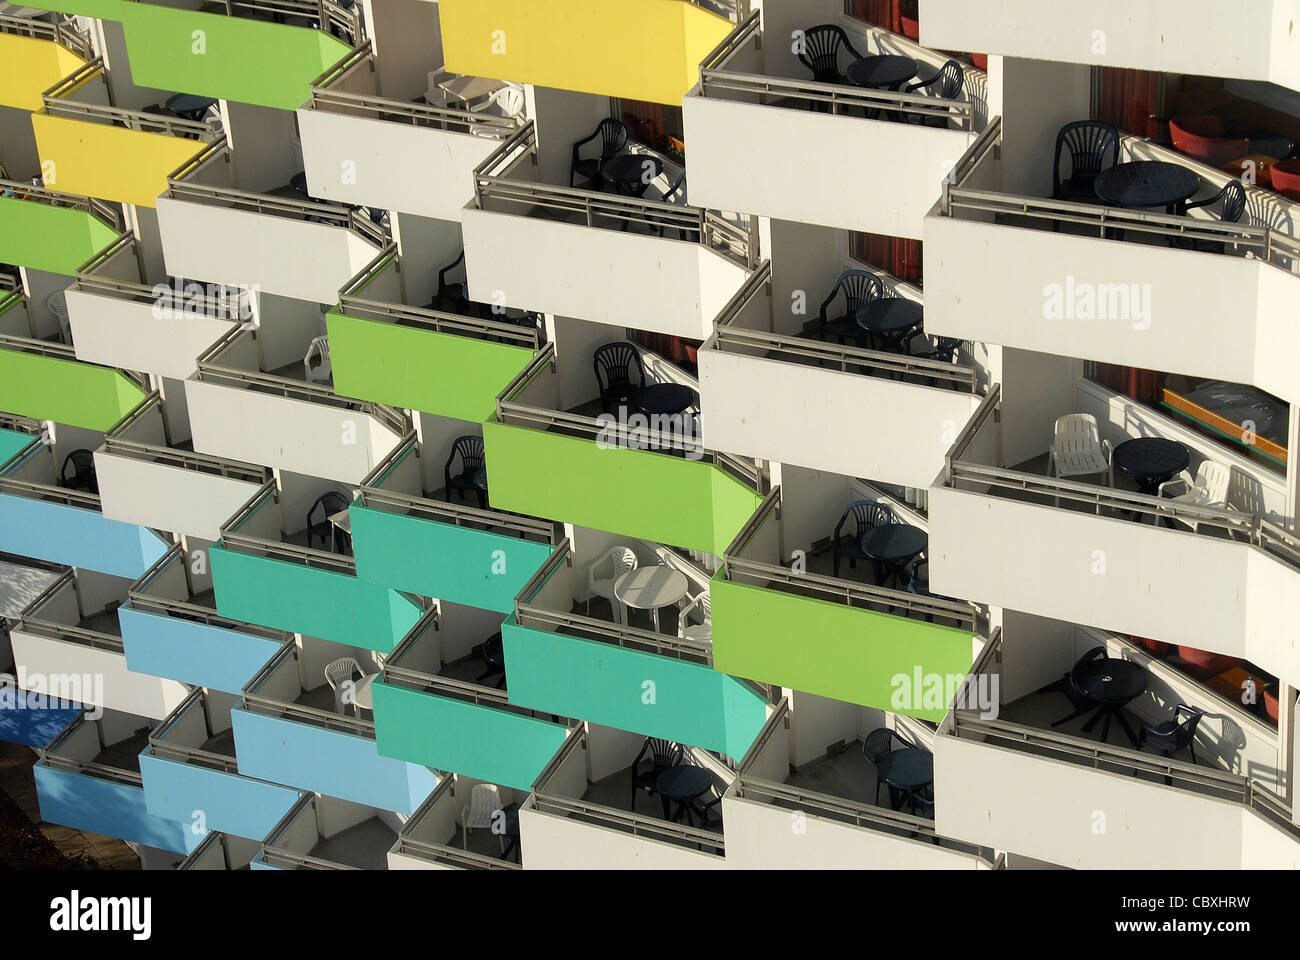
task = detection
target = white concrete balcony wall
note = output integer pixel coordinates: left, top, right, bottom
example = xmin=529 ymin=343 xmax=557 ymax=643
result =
xmin=93 ymin=452 xmax=268 ymax=542
xmin=700 ymin=347 xmax=981 ymax=489
xmin=155 ymin=198 xmax=381 ymax=304
xmin=924 ymin=214 xmax=1300 ymax=404
xmin=66 ymin=291 xmax=239 ymax=382
xmin=297 ymin=107 xmax=500 ymax=222
xmin=920 ymin=0 xmax=1300 ymax=93
xmin=684 ymin=94 xmax=972 ymax=239
xmin=185 ymin=379 xmax=403 ymax=485
xmin=460 ymin=207 xmax=749 ymax=341
xmin=517 ymin=804 xmax=726 ymax=869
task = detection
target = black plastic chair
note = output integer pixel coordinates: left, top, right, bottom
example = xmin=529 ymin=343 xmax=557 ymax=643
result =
xmin=1051 ymin=120 xmax=1120 ymax=203
xmin=817 ymin=270 xmax=883 ymax=346
xmin=306 ymin=491 xmax=350 ymax=553
xmin=652 ymin=171 xmax=689 ymax=238
xmin=630 ymin=737 xmax=683 ymax=810
xmin=475 ymin=632 xmax=506 ymax=689
xmin=1140 ymin=704 xmax=1204 ymax=769
xmin=796 ymin=24 xmax=862 ymax=87
xmin=570 ymin=119 xmax=628 ymax=191
xmin=904 ymin=59 xmax=964 ymax=127
xmin=435 ymin=250 xmax=483 ymax=318
xmin=833 ymin=500 xmax=894 ymax=580
xmin=1048 ymin=647 xmax=1108 ymax=727
xmin=863 ymin=727 xmax=910 ymax=805
xmin=59 ymin=449 xmax=97 ymax=495
xmin=593 ymin=341 xmax=646 ymax=415
xmin=1181 ymin=180 xmax=1247 ymax=254
xmin=444 ymin=435 xmax=487 ymax=509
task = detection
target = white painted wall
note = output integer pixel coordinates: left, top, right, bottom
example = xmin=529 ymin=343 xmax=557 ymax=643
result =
xmin=67 ymin=290 xmax=238 ymax=381
xmin=518 ymin=804 xmax=726 ymax=869
xmin=93 ymin=452 xmax=266 ymax=542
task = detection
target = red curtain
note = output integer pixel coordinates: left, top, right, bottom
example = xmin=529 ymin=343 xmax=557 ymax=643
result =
xmin=853 ymin=233 xmax=923 ymax=284
xmin=1095 ymin=363 xmax=1164 ymax=404
xmin=1097 ymin=67 xmax=1162 ymax=139
xmin=852 ymin=0 xmax=901 ymax=32
xmin=621 ymin=102 xmax=665 ymax=150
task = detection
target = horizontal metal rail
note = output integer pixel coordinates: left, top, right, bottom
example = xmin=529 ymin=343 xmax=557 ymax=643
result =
xmin=220 ymin=531 xmax=356 ymax=575
xmin=16 ymin=617 xmax=125 ymax=654
xmin=242 ymin=690 xmax=375 ymax=737
xmin=390 ymin=836 xmax=522 ymax=869
xmin=102 ymin=436 xmax=268 ymax=482
xmin=181 ymin=0 xmax=362 ymax=39
xmin=516 ymin=604 xmax=713 ymax=663
xmin=0 ymin=13 xmax=93 ymax=60
xmin=259 ymin=848 xmax=356 ymax=870
xmin=0 ymin=178 xmax=121 ymax=230
xmin=126 ymin=592 xmax=286 ymax=640
xmin=358 ymin=487 xmax=554 ymax=543
xmin=530 ymin=793 xmax=725 ymax=853
xmin=338 ymin=291 xmax=540 ymax=349
xmin=43 ymin=77 xmax=216 ymax=140
xmin=0 ymin=331 xmax=76 ymax=361
xmin=0 ymin=473 xmax=100 ymax=510
xmin=700 ymin=70 xmax=973 ymax=127
xmin=39 ymin=752 xmax=142 ymax=788
xmin=381 ymin=662 xmax=543 ymax=715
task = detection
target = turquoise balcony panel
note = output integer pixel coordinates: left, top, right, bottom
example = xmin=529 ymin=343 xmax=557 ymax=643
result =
xmin=140 ymin=753 xmax=302 ymax=843
xmin=0 ymin=492 xmax=169 ymax=579
xmin=34 ymin=763 xmax=198 ymax=854
xmin=0 ymin=688 xmax=81 ymax=748
xmin=350 ymin=504 xmax=554 ymax=614
xmin=230 ymin=706 xmax=436 ymax=815
xmin=119 ymin=606 xmax=284 ymax=695
xmin=502 ymin=619 xmax=767 ymax=761
xmin=0 ymin=428 xmax=32 ymax=464
xmin=210 ymin=545 xmax=423 ymax=653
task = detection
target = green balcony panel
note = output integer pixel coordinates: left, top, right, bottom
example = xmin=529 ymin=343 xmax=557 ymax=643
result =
xmin=327 ymin=310 xmax=536 ymax=423
xmin=710 ymin=577 xmax=975 ymax=722
xmin=0 ymin=348 xmax=146 ymax=431
xmin=0 ymin=196 xmax=118 ymax=275
xmin=209 ymin=546 xmax=423 ymax=653
xmin=372 ymin=680 xmax=568 ymax=791
xmin=503 ymin=619 xmax=766 ymax=761
xmin=482 ymin=421 xmax=762 ymax=556
xmin=15 ymin=0 xmax=123 ymax=20
xmin=120 ymin=4 xmax=351 ymax=111
xmin=0 ymin=428 xmax=33 ymax=465
xmin=349 ymin=504 xmax=553 ymax=614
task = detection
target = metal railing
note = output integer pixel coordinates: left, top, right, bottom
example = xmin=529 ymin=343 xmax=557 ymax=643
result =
xmin=256 ymin=793 xmax=360 ymax=870
xmin=219 ymin=480 xmax=358 ymax=575
xmin=357 ymin=487 xmax=555 ymax=544
xmin=390 ymin=836 xmax=522 ymax=869
xmin=472 ymin=122 xmax=755 ymax=268
xmin=310 ymin=42 xmax=519 ymax=138
xmin=528 ymin=793 xmax=726 ymax=855
xmin=75 ymin=234 xmax=249 ymax=319
xmin=699 ymin=12 xmax=972 ymax=129
xmin=39 ymin=714 xmax=144 ymax=788
xmin=42 ymin=60 xmax=217 ymax=139
xmin=0 ymin=178 xmax=121 ymax=231
xmin=0 ymin=12 xmax=94 ymax=60
xmin=159 ymin=0 xmax=363 ymax=41
xmin=148 ymin=691 xmax=240 ymax=773
xmin=127 ymin=545 xmax=288 ymax=639
xmin=103 ymin=393 xmax=269 ymax=482
xmin=242 ymin=642 xmax=377 ymax=738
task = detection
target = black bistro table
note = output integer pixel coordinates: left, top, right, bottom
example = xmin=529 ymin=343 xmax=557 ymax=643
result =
xmin=1094 ymin=161 xmax=1201 ymax=215
xmin=1112 ymin=437 xmax=1190 ymax=495
xmin=875 ymin=747 xmax=933 ymax=813
xmin=846 ymin=55 xmax=918 ymax=122
xmin=657 ymin=765 xmax=712 ymax=825
xmin=602 ymin=154 xmax=664 ymax=199
xmin=856 ymin=298 xmax=924 ymax=352
xmin=637 ymin=382 xmax=697 ymax=417
xmin=1072 ymin=659 xmax=1149 ymax=747
xmin=499 ymin=802 xmax=521 ymax=861
xmin=861 ymin=523 xmax=928 ymax=588
xmin=165 ymin=93 xmax=217 ymax=122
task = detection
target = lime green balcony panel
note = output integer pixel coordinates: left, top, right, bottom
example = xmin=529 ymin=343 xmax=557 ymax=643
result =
xmin=710 ymin=577 xmax=976 ymax=722
xmin=0 ymin=347 xmax=145 ymax=431
xmin=0 ymin=196 xmax=118 ymax=275
xmin=326 ymin=310 xmax=536 ymax=423
xmin=372 ymin=679 xmax=568 ymax=791
xmin=482 ymin=420 xmax=762 ymax=556
xmin=14 ymin=0 xmax=123 ymax=21
xmin=120 ymin=4 xmax=351 ymax=111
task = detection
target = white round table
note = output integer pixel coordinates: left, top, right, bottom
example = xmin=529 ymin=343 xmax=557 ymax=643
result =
xmin=352 ymin=673 xmax=376 ymax=711
xmin=613 ymin=566 xmax=688 ymax=633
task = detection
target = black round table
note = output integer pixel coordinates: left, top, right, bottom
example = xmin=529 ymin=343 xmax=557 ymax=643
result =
xmin=499 ymin=802 xmax=521 ymax=860
xmin=861 ymin=523 xmax=928 ymax=588
xmin=1094 ymin=161 xmax=1202 ymax=215
xmin=657 ymin=765 xmax=712 ymax=824
xmin=856 ymin=298 xmax=924 ymax=352
xmin=875 ymin=747 xmax=933 ymax=812
xmin=845 ymin=55 xmax=918 ymax=90
xmin=637 ymin=382 xmax=696 ymax=417
xmin=602 ymin=154 xmax=664 ymax=198
xmin=1111 ymin=437 xmax=1190 ymax=495
xmin=1072 ymin=658 xmax=1149 ymax=746
xmin=166 ymin=93 xmax=217 ymax=121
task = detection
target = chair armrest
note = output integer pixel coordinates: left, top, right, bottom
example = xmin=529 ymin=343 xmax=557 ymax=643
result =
xmin=1182 ymin=189 xmax=1220 ymax=212
xmin=1102 ymin=439 xmax=1113 ymax=462
xmin=832 ymin=509 xmax=851 ymax=542
xmin=1157 ymin=471 xmax=1193 ymax=498
xmin=905 ymin=73 xmax=939 ymax=94
xmin=679 ymin=594 xmax=703 ymax=624
xmin=817 ymin=285 xmax=839 ymax=325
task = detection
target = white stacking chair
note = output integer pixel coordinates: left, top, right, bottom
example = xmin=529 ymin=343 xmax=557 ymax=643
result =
xmin=1048 ymin=414 xmax=1112 ymax=510
xmin=678 ymin=592 xmax=712 ymax=645
xmin=471 ymin=83 xmax=525 ymax=120
xmin=585 ymin=545 xmax=637 ymax=623
xmin=462 ymin=783 xmax=503 ymax=852
xmin=324 ymin=657 xmax=363 ymax=716
xmin=304 ymin=335 xmax=331 ymax=384
xmin=1157 ymin=460 xmax=1231 ymax=531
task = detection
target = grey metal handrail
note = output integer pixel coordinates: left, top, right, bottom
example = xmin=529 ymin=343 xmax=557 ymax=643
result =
xmin=43 ymin=61 xmax=216 ymax=138
xmin=0 ymin=178 xmax=121 ymax=230
xmin=241 ymin=643 xmax=377 ymax=738
xmin=942 ymin=381 xmax=999 ymax=480
xmin=160 ymin=0 xmax=362 ymax=41
xmin=0 ymin=12 xmax=94 ymax=60
xmin=357 ymin=486 xmax=554 ymax=543
xmin=127 ymin=545 xmax=288 ymax=639
xmin=390 ymin=836 xmax=522 ymax=869
xmin=528 ymin=793 xmax=726 ymax=853
xmin=76 ymin=235 xmax=248 ymax=318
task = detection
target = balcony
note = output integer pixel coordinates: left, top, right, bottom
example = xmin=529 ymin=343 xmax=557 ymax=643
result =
xmin=253 ymin=792 xmax=411 ymax=870
xmin=35 ymin=708 xmax=196 ymax=854
xmin=235 ymin=639 xmax=439 ymax=814
xmin=0 ymin=180 xmax=122 ymax=275
xmin=372 ymin=614 xmax=570 ymax=790
xmin=699 ymin=261 xmax=986 ymax=489
xmin=328 ymin=245 xmax=542 ymax=423
xmin=463 ymin=122 xmax=756 ymax=340
xmin=714 ymin=488 xmax=984 ymax=721
xmin=141 ymin=690 xmax=303 ymax=842
xmin=298 ymin=43 xmax=522 ymax=221
xmin=919 ymin=0 xmax=1300 ymax=92
xmin=932 ymin=384 xmax=1300 ymax=687
xmin=179 ymin=831 xmax=260 ymax=869
xmin=926 ymin=121 xmax=1300 ymax=404
xmin=933 ymin=628 xmax=1300 ymax=868
xmin=186 ymin=324 xmax=407 ymax=485
xmin=388 ymin=776 xmax=523 ymax=870
xmin=505 ymin=540 xmax=769 ymax=759
xmin=0 ymin=14 xmax=91 ymax=112
xmin=485 ymin=345 xmax=765 ymax=557
xmin=118 ymin=0 xmax=357 ymax=111
xmin=11 ymin=567 xmax=189 ymax=719
xmin=157 ymin=141 xmax=386 ymax=304
xmin=0 ymin=433 xmax=169 ymax=579
xmin=685 ymin=11 xmax=979 ymax=238
xmin=0 ymin=333 xmax=149 ymax=432
xmin=122 ymin=545 xmax=289 ymax=694
xmin=210 ymin=480 xmax=425 ymax=652
xmin=436 ymin=0 xmax=737 ymax=105
xmin=520 ymin=725 xmax=729 ymax=869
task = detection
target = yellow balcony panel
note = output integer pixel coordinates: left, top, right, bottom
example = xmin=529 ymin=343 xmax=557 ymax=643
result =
xmin=33 ymin=113 xmax=208 ymax=209
xmin=0 ymin=33 xmax=87 ymax=111
xmin=438 ymin=0 xmax=733 ymax=105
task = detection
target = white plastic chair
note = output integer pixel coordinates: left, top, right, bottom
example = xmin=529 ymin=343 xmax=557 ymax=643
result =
xmin=1048 ymin=414 xmax=1112 ymax=509
xmin=47 ymin=290 xmax=70 ymax=345
xmin=324 ymin=657 xmax=363 ymax=716
xmin=1157 ymin=460 xmax=1231 ymax=531
xmin=462 ymin=783 xmax=503 ymax=852
xmin=678 ymin=592 xmax=712 ymax=645
xmin=304 ymin=335 xmax=331 ymax=384
xmin=586 ymin=545 xmax=637 ymax=623
xmin=471 ymin=83 xmax=525 ymax=120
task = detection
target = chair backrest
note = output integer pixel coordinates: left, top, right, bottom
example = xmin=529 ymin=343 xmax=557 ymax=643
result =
xmin=490 ymin=85 xmax=526 ymax=119
xmin=822 ymin=270 xmax=882 ymax=321
xmin=1053 ymin=121 xmax=1120 ymax=190
xmin=610 ymin=545 xmax=638 ymax=581
xmin=593 ymin=341 xmax=646 ymax=394
xmin=576 ymin=118 xmax=627 ymax=161
xmin=447 ymin=435 xmax=485 ymax=473
xmin=304 ymin=335 xmax=331 ymax=382
xmin=1193 ymin=460 xmax=1231 ymax=503
xmin=60 ymin=449 xmax=94 ymax=485
xmin=324 ymin=657 xmax=362 ymax=690
xmin=838 ymin=500 xmax=893 ymax=540
xmin=648 ymin=738 xmax=683 ymax=769
xmin=1052 ymin=414 xmax=1104 ymax=471
xmin=466 ymin=783 xmax=501 ymax=828
xmin=1215 ymin=180 xmax=1247 ymax=224
xmin=919 ymin=59 xmax=964 ymax=99
xmin=863 ymin=727 xmax=896 ymax=764
xmin=797 ymin=24 xmax=856 ymax=80
xmin=308 ymin=490 xmax=349 ymax=528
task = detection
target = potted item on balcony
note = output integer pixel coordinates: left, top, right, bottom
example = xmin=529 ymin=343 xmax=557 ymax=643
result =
xmin=1271 ymin=158 xmax=1300 ymax=200
xmin=970 ymin=53 xmax=987 ymax=70
xmin=1176 ymin=645 xmax=1237 ymax=680
xmin=1134 ymin=636 xmax=1170 ymax=657
xmin=1169 ymin=115 xmax=1251 ymax=167
xmin=1263 ymin=689 xmax=1279 ymax=722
